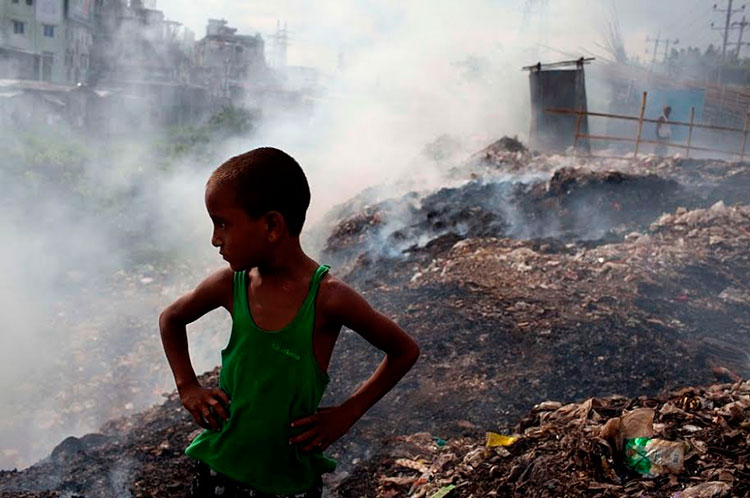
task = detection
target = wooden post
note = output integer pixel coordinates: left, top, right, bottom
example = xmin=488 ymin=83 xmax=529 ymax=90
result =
xmin=634 ymin=91 xmax=648 ymax=158
xmin=686 ymin=106 xmax=695 ymax=159
xmin=573 ymin=107 xmax=583 ymax=153
xmin=741 ymin=111 xmax=750 ymax=162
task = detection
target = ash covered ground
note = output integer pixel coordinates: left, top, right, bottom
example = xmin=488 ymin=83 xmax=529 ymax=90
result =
xmin=1 ymin=139 xmax=749 ymax=497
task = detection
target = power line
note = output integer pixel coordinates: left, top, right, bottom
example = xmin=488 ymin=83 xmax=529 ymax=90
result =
xmin=674 ymin=3 xmax=715 ymax=42
xmin=692 ymin=30 xmax=720 ymax=50
xmin=646 ymin=30 xmax=663 ymax=65
xmin=646 ymin=31 xmax=679 ymax=65
xmin=729 ymin=16 xmax=750 ymax=57
xmin=663 ymin=37 xmax=680 ymax=61
xmin=712 ymin=0 xmax=747 ymax=61
xmin=269 ymin=20 xmax=290 ymax=69
xmin=672 ymin=0 xmax=711 ymax=35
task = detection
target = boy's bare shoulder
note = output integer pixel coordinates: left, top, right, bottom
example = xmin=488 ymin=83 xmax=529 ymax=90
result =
xmin=187 ymin=266 xmax=234 ymax=311
xmin=161 ymin=266 xmax=234 ymax=323
xmin=316 ymin=271 xmax=413 ymax=353
xmin=318 ymin=272 xmax=354 ymax=300
xmin=317 ymin=273 xmax=373 ymax=320
xmin=208 ymin=265 xmax=234 ymax=295
xmin=202 ymin=266 xmax=234 ymax=289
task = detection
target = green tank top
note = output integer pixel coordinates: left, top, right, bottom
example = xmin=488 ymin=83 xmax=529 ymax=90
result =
xmin=185 ymin=265 xmax=336 ymax=493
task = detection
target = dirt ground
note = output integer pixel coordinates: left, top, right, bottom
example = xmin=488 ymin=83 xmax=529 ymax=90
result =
xmin=1 ymin=141 xmax=749 ymax=497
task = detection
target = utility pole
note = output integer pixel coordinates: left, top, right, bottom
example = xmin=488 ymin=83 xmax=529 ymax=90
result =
xmin=663 ymin=38 xmax=679 ymax=62
xmin=271 ymin=20 xmax=289 ymax=69
xmin=646 ymin=31 xmax=662 ymax=65
xmin=723 ymin=0 xmax=734 ymax=60
xmin=713 ymin=0 xmax=746 ymax=62
xmin=732 ymin=16 xmax=750 ymax=58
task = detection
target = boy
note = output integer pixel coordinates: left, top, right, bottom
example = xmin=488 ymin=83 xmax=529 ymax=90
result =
xmin=159 ymin=147 xmax=420 ymax=497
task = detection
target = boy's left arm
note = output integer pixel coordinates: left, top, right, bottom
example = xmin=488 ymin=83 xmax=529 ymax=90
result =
xmin=289 ymin=279 xmax=420 ymax=452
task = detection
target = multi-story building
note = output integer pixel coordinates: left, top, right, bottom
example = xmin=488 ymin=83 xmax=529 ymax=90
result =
xmin=0 ymin=0 xmax=69 ymax=82
xmin=1 ymin=0 xmax=194 ymax=86
xmin=64 ymin=0 xmax=94 ymax=84
xmin=87 ymin=0 xmax=207 ymax=129
xmin=0 ymin=0 xmax=274 ymax=130
xmin=193 ymin=18 xmax=267 ymax=99
xmin=90 ymin=0 xmax=193 ymax=85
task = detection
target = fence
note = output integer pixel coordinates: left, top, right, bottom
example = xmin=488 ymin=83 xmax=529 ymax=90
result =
xmin=546 ymin=91 xmax=750 ymax=160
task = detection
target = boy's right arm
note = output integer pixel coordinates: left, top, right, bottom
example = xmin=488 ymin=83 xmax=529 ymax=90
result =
xmin=159 ymin=267 xmax=233 ymax=430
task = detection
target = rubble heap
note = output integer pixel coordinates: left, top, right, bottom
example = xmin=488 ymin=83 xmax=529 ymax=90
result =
xmin=1 ymin=145 xmax=749 ymax=497
xmin=337 ymin=380 xmax=750 ymax=497
xmin=0 ymin=369 xmax=220 ymax=498
xmin=411 ymin=200 xmax=750 ymax=371
xmin=324 ymin=156 xmax=750 ymax=277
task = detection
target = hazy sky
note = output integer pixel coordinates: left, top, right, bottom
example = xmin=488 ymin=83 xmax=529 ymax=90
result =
xmin=156 ymin=0 xmax=726 ymax=72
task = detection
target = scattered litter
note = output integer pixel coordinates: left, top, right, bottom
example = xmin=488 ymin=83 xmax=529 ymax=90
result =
xmin=338 ymin=381 xmax=750 ymax=497
xmin=624 ymin=437 xmax=685 ymax=476
xmin=429 ymin=484 xmax=457 ymax=498
xmin=485 ymin=432 xmax=518 ymax=448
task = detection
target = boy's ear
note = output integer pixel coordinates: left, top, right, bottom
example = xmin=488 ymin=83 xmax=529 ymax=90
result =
xmin=264 ymin=211 xmax=286 ymax=242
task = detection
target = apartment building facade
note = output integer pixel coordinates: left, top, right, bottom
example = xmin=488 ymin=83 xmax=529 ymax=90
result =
xmin=193 ymin=18 xmax=267 ymax=99
xmin=0 ymin=0 xmax=275 ymax=131
xmin=0 ymin=0 xmax=94 ymax=84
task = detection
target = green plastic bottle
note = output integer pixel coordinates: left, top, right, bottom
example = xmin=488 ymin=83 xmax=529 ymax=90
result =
xmin=625 ymin=437 xmax=653 ymax=474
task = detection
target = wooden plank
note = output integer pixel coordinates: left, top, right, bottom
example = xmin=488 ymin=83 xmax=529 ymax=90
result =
xmin=544 ymin=96 xmax=748 ymax=160
xmin=573 ymin=106 xmax=584 ymax=151
xmin=522 ymin=57 xmax=595 ymax=71
xmin=634 ymin=91 xmax=647 ymax=158
xmin=687 ymin=107 xmax=695 ymax=159
xmin=741 ymin=112 xmax=750 ymax=162
xmin=577 ymin=134 xmax=734 ymax=156
xmin=636 ymin=139 xmax=730 ymax=155
xmin=545 ymin=108 xmax=745 ymax=134
xmin=580 ymin=134 xmax=636 ymax=143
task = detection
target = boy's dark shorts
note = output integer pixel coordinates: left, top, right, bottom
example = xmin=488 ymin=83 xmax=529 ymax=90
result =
xmin=189 ymin=461 xmax=323 ymax=498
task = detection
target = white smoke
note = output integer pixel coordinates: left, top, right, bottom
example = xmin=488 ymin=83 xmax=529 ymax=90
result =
xmin=0 ymin=0 xmax=648 ymax=471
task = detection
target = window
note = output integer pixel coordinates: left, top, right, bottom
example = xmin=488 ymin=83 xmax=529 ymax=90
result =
xmin=11 ymin=0 xmax=19 ymax=4
xmin=43 ymin=24 xmax=54 ymax=37
xmin=26 ymin=0 xmax=33 ymax=5
xmin=12 ymin=20 xmax=24 ymax=35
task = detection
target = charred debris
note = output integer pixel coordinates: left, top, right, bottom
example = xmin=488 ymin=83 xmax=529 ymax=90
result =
xmin=1 ymin=138 xmax=749 ymax=497
xmin=338 ymin=381 xmax=750 ymax=497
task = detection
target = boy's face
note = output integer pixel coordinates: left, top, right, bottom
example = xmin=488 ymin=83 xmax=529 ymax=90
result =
xmin=205 ymin=183 xmax=269 ymax=271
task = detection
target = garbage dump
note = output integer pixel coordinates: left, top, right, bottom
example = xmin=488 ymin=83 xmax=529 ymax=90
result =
xmin=337 ymin=380 xmax=750 ymax=497
xmin=1 ymin=138 xmax=748 ymax=497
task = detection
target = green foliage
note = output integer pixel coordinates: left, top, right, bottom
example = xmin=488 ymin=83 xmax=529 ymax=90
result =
xmin=207 ymin=105 xmax=259 ymax=136
xmin=153 ymin=105 xmax=260 ymax=164
xmin=153 ymin=125 xmax=212 ymax=167
xmin=2 ymin=129 xmax=89 ymax=191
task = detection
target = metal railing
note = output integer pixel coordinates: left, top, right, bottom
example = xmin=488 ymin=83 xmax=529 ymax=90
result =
xmin=546 ymin=91 xmax=750 ymax=160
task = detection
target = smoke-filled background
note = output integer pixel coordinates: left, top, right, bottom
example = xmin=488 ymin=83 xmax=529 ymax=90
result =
xmin=0 ymin=0 xmax=739 ymax=470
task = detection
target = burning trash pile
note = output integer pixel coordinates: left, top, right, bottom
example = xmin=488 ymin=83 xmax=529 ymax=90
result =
xmin=337 ymin=380 xmax=750 ymax=497
xmin=323 ymin=146 xmax=750 ymax=279
xmin=321 ymin=142 xmax=750 ymax=496
xmin=1 ymin=138 xmax=749 ymax=497
xmin=0 ymin=368 xmax=221 ymax=498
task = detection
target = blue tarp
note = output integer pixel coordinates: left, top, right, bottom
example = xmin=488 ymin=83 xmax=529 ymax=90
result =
xmin=644 ymin=88 xmax=705 ymax=142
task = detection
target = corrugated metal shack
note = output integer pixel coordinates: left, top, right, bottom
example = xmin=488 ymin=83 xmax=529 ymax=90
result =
xmin=526 ymin=58 xmax=592 ymax=153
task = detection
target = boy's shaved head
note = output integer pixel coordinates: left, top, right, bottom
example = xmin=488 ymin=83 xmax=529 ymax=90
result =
xmin=208 ymin=147 xmax=310 ymax=236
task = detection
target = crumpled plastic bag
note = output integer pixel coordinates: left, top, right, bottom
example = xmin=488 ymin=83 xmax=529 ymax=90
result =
xmin=625 ymin=437 xmax=685 ymax=476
